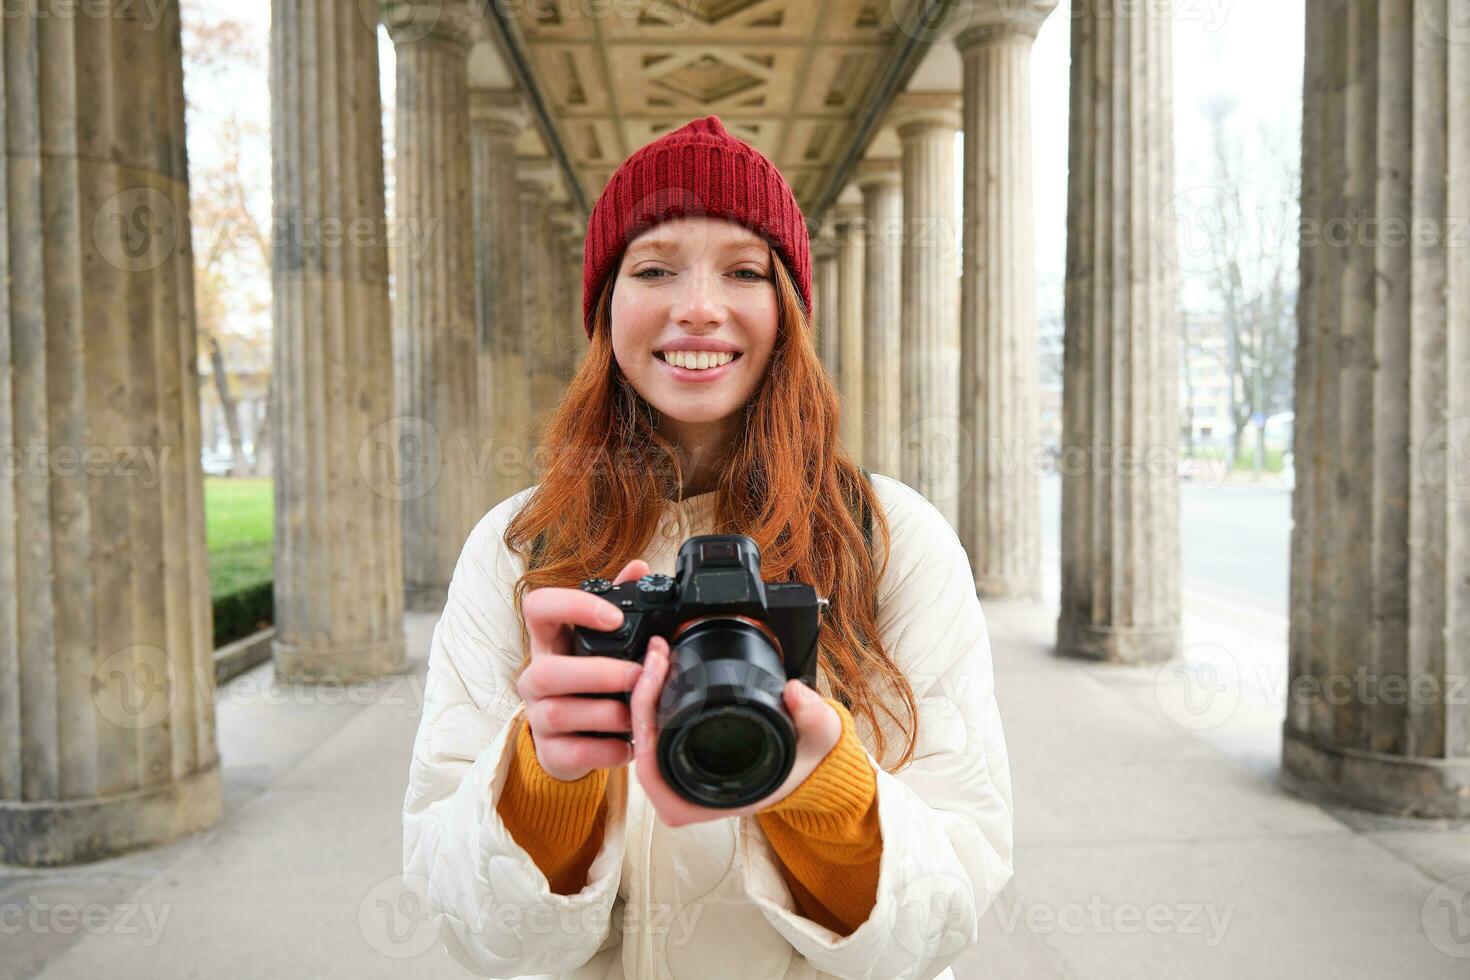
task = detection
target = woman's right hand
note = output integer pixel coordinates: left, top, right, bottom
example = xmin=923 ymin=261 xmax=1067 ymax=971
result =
xmin=516 ymin=559 xmax=653 ymax=781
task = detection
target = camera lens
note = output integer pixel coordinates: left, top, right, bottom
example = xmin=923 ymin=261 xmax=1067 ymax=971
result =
xmin=655 ymin=618 xmax=796 ymax=808
xmin=684 ymin=709 xmax=776 ymax=782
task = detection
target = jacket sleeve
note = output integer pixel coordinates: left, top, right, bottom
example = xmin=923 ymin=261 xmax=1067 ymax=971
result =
xmin=401 ymin=491 xmax=629 ymax=977
xmin=737 ymin=475 xmax=1016 ymax=980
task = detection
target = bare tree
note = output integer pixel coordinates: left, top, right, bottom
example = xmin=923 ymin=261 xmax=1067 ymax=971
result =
xmin=183 ymin=5 xmax=271 ymax=476
xmin=1197 ymin=95 xmax=1298 ymax=474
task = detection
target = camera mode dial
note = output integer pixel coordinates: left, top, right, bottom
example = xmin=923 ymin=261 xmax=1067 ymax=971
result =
xmin=636 ymin=573 xmax=675 ymax=601
xmin=579 ymin=577 xmax=614 ymax=594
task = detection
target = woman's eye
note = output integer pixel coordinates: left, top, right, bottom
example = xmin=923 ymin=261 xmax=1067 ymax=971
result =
xmin=633 ymin=268 xmax=670 ymax=279
xmin=733 ymin=268 xmax=771 ymax=281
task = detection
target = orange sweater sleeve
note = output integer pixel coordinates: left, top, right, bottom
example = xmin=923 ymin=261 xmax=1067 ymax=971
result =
xmin=494 ymin=715 xmax=612 ymax=895
xmin=494 ymin=699 xmax=883 ymax=932
xmin=756 ymin=697 xmax=882 ymax=936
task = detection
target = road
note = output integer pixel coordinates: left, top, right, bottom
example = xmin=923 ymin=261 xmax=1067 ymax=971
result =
xmin=1040 ymin=473 xmax=1292 ymax=616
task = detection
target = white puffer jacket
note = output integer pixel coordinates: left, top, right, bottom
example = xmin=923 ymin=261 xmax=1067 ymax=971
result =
xmin=402 ymin=472 xmax=1014 ymax=980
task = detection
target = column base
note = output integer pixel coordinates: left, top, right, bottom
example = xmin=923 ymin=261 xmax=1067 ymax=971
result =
xmin=272 ymin=634 xmax=406 ymax=683
xmin=1282 ymin=726 xmax=1470 ymax=819
xmin=1056 ymin=617 xmax=1178 ymax=665
xmin=0 ymin=762 xmax=221 ymax=867
xmin=975 ymin=572 xmax=1042 ymax=600
xmin=404 ymin=582 xmax=449 ymax=612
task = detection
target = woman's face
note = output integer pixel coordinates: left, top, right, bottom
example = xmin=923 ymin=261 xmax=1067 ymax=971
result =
xmin=609 ymin=216 xmax=779 ymax=428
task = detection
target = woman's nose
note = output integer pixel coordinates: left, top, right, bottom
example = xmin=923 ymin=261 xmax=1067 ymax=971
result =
xmin=670 ymin=270 xmax=727 ymax=328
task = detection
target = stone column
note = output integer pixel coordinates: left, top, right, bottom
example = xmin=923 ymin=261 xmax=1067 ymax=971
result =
xmin=1282 ymin=0 xmax=1470 ymax=817
xmin=386 ymin=1 xmax=483 ymax=611
xmin=955 ymin=0 xmax=1056 ymax=599
xmin=565 ymin=234 xmax=588 ymax=368
xmin=855 ymin=160 xmax=903 ymax=478
xmin=271 ymin=0 xmax=405 ymax=681
xmin=518 ymin=162 xmax=559 ymax=451
xmin=469 ymin=89 xmax=530 ymax=505
xmin=549 ymin=205 xmax=582 ymax=392
xmin=0 ymin=3 xmax=221 ymax=865
xmin=893 ymin=96 xmax=963 ymax=525
xmin=834 ymin=203 xmax=867 ymax=461
xmin=1056 ymin=0 xmax=1179 ymax=663
xmin=813 ymin=221 xmax=841 ymax=378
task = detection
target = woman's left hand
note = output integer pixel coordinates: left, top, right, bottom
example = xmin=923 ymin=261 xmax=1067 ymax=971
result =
xmin=629 ymin=634 xmax=842 ymax=827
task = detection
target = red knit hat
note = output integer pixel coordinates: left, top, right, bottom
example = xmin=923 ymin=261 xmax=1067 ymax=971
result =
xmin=581 ymin=115 xmax=812 ymax=338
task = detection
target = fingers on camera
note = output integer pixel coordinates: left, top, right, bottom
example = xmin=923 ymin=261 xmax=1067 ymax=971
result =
xmin=532 ymin=694 xmax=633 ymax=737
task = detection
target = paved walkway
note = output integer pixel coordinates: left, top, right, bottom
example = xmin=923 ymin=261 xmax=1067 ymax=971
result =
xmin=4 ymin=589 xmax=1468 ymax=979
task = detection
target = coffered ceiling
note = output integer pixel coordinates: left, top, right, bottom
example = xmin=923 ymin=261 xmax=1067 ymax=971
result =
xmin=491 ymin=0 xmax=936 ymax=214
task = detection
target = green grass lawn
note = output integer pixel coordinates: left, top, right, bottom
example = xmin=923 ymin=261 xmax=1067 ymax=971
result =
xmin=205 ymin=477 xmax=273 ymax=600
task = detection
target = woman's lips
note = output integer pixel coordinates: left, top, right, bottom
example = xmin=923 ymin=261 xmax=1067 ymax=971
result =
xmin=655 ymin=352 xmax=741 ymax=383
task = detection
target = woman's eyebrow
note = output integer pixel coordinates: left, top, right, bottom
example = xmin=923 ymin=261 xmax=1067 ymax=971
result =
xmin=627 ymin=238 xmax=678 ymax=258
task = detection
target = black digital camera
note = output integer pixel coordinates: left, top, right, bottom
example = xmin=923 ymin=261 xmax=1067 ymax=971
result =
xmin=572 ymin=534 xmax=827 ymax=809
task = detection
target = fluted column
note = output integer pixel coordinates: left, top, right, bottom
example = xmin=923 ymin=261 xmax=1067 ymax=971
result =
xmin=1283 ymin=0 xmax=1470 ymax=817
xmin=0 ymin=2 xmax=221 ymax=865
xmin=813 ymin=221 xmax=841 ymax=378
xmin=893 ymin=96 xmax=963 ymax=525
xmin=955 ymin=0 xmax=1056 ymax=599
xmin=271 ymin=0 xmax=405 ymax=681
xmin=565 ymin=234 xmax=588 ymax=368
xmin=518 ymin=162 xmax=559 ymax=450
xmin=855 ymin=160 xmax=903 ymax=478
xmin=469 ymin=89 xmax=530 ymax=505
xmin=549 ymin=205 xmax=582 ymax=392
xmin=834 ymin=203 xmax=867 ymax=460
xmin=1056 ymin=0 xmax=1179 ymax=663
xmin=386 ymin=1 xmax=482 ymax=611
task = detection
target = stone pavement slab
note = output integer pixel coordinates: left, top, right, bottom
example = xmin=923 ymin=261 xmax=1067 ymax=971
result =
xmin=4 ymin=598 xmax=1468 ymax=980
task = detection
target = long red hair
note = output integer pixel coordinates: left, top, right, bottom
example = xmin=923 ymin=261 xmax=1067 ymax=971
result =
xmin=505 ymin=243 xmax=919 ymax=771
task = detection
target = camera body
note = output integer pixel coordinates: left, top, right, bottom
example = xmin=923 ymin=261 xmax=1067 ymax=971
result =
xmin=572 ymin=534 xmax=827 ymax=808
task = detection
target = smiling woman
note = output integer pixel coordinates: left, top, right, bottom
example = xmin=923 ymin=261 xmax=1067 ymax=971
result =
xmin=402 ymin=115 xmax=1014 ymax=980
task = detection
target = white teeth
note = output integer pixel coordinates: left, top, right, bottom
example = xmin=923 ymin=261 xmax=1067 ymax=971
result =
xmin=660 ymin=350 xmax=736 ymax=370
